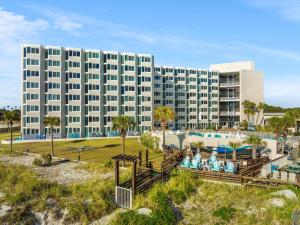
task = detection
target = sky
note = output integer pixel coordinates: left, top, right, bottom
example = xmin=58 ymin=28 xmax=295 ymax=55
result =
xmin=0 ymin=0 xmax=300 ymax=108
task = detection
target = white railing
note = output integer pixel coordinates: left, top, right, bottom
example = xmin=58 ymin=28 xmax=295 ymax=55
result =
xmin=219 ymin=82 xmax=240 ymax=87
xmin=115 ymin=186 xmax=132 ymax=209
xmin=219 ymin=97 xmax=240 ymax=101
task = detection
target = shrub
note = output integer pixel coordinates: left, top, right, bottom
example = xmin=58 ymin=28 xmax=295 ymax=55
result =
xmin=32 ymin=154 xmax=52 ymax=167
xmin=41 ymin=153 xmax=52 ymax=166
xmin=140 ymin=132 xmax=160 ymax=150
xmin=104 ymin=160 xmax=113 ymax=168
xmin=32 ymin=158 xmax=43 ymax=166
xmin=213 ymin=206 xmax=237 ymax=222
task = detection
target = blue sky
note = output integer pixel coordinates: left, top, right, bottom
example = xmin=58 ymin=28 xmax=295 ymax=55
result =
xmin=0 ymin=0 xmax=300 ymax=108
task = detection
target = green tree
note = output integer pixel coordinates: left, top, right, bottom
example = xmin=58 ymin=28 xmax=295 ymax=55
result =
xmin=44 ymin=117 xmax=60 ymax=157
xmin=255 ymin=102 xmax=265 ymax=126
xmin=140 ymin=132 xmax=160 ymax=150
xmin=192 ymin=141 xmax=204 ymax=154
xmin=242 ymin=100 xmax=256 ymax=123
xmin=154 ymin=106 xmax=175 ymax=151
xmin=243 ymin=134 xmax=263 ymax=159
xmin=285 ymin=109 xmax=300 ymax=133
xmin=228 ymin=142 xmax=241 ymax=161
xmin=112 ymin=116 xmax=136 ymax=160
xmin=2 ymin=110 xmax=19 ymax=156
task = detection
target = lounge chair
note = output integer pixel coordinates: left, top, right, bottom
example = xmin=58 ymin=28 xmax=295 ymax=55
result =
xmin=211 ymin=161 xmax=220 ymax=172
xmin=195 ymin=153 xmax=201 ymax=161
xmin=209 ymin=155 xmax=217 ymax=165
xmin=180 ymin=156 xmax=191 ymax=168
xmin=190 ymin=158 xmax=201 ymax=169
xmin=224 ymin=161 xmax=235 ymax=173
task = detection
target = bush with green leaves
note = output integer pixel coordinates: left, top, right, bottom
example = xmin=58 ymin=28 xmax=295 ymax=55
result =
xmin=213 ymin=206 xmax=237 ymax=223
xmin=112 ymin=171 xmax=200 ymax=225
xmin=32 ymin=154 xmax=52 ymax=167
xmin=140 ymin=132 xmax=160 ymax=150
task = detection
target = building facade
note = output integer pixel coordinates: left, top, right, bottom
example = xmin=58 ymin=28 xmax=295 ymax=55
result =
xmin=21 ymin=44 xmax=263 ymax=139
xmin=210 ymin=61 xmax=264 ymax=128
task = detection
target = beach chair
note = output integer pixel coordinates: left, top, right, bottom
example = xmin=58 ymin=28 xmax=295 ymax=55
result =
xmin=211 ymin=161 xmax=220 ymax=172
xmin=225 ymin=161 xmax=235 ymax=173
xmin=209 ymin=154 xmax=217 ymax=165
xmin=180 ymin=156 xmax=191 ymax=168
xmin=195 ymin=153 xmax=201 ymax=162
xmin=190 ymin=158 xmax=201 ymax=169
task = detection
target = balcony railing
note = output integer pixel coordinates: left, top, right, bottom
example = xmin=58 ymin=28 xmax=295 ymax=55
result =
xmin=219 ymin=82 xmax=240 ymax=87
xmin=219 ymin=111 xmax=240 ymax=116
xmin=219 ymin=96 xmax=240 ymax=101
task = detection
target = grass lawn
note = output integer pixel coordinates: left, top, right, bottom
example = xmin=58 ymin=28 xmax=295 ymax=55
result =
xmin=0 ymin=131 xmax=21 ymax=141
xmin=0 ymin=134 xmax=163 ymax=166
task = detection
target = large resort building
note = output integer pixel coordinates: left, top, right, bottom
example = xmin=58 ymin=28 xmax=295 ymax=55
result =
xmin=21 ymin=44 xmax=264 ymax=139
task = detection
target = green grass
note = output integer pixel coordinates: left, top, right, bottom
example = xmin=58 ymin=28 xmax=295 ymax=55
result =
xmin=113 ymin=170 xmax=300 ymax=225
xmin=0 ymin=133 xmax=163 ymax=165
xmin=0 ymin=162 xmax=119 ymax=224
xmin=0 ymin=131 xmax=21 ymax=141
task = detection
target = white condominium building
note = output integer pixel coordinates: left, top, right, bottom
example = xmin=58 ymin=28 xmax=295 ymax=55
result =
xmin=22 ymin=44 xmax=153 ymax=139
xmin=210 ymin=61 xmax=264 ymax=127
xmin=21 ymin=44 xmax=263 ymax=139
xmin=153 ymin=66 xmax=219 ymax=130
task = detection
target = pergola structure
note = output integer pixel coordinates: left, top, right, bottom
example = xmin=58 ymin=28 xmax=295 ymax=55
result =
xmin=112 ymin=154 xmax=140 ymax=194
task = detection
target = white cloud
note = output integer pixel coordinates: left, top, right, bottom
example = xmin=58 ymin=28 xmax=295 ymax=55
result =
xmin=244 ymin=0 xmax=300 ymax=22
xmin=0 ymin=8 xmax=48 ymax=107
xmin=53 ymin=16 xmax=82 ymax=32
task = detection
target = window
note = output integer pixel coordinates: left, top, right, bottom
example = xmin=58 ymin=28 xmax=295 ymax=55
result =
xmin=47 ymin=49 xmax=61 ymax=55
xmin=69 ymin=61 xmax=80 ymax=67
xmin=25 ymin=59 xmax=39 ymax=65
xmin=26 ymin=82 xmax=39 ymax=88
xmin=87 ymin=52 xmax=100 ymax=58
xmin=47 ymin=71 xmax=61 ymax=78
xmin=47 ymin=94 xmax=60 ymax=100
xmin=47 ymin=83 xmax=60 ymax=89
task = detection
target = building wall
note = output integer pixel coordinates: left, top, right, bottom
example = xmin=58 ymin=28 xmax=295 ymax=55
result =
xmin=21 ymin=45 xmax=264 ymax=139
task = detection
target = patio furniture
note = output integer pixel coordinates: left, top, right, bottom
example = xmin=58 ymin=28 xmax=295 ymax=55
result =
xmin=195 ymin=153 xmax=201 ymax=161
xmin=211 ymin=160 xmax=220 ymax=172
xmin=224 ymin=161 xmax=235 ymax=173
xmin=190 ymin=158 xmax=201 ymax=169
xmin=180 ymin=156 xmax=191 ymax=168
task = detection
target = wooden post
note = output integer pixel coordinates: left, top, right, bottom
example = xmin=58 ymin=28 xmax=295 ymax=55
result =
xmin=132 ymin=161 xmax=137 ymax=195
xmin=145 ymin=149 xmax=149 ymax=166
xmin=138 ymin=150 xmax=142 ymax=167
xmin=115 ymin=160 xmax=119 ymax=186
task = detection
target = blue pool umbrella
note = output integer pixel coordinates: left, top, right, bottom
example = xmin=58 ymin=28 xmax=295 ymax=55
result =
xmin=216 ymin=145 xmax=252 ymax=154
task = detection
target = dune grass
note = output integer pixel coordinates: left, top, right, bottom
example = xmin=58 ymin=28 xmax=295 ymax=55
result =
xmin=0 ymin=162 xmax=124 ymax=224
xmin=113 ymin=170 xmax=300 ymax=225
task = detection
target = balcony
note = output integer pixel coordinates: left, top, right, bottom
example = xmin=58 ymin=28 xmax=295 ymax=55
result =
xmin=219 ymin=111 xmax=240 ymax=116
xmin=219 ymin=96 xmax=240 ymax=101
xmin=219 ymin=82 xmax=240 ymax=87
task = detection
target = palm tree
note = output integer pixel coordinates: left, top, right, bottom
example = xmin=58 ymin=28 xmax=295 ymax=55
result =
xmin=112 ymin=116 xmax=135 ymax=160
xmin=2 ymin=110 xmax=19 ymax=156
xmin=44 ymin=117 xmax=60 ymax=157
xmin=154 ymin=106 xmax=175 ymax=151
xmin=255 ymin=102 xmax=265 ymax=126
xmin=242 ymin=100 xmax=256 ymax=124
xmin=243 ymin=134 xmax=263 ymax=159
xmin=228 ymin=141 xmax=241 ymax=161
xmin=192 ymin=141 xmax=204 ymax=154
